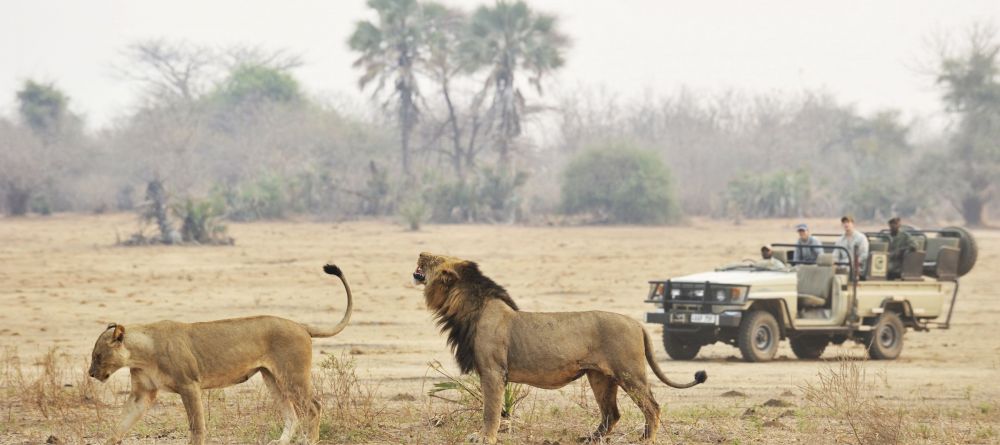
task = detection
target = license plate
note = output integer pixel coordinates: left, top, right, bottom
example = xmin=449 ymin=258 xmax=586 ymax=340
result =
xmin=690 ymin=313 xmax=718 ymax=324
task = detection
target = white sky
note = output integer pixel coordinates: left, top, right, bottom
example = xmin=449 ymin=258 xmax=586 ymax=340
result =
xmin=2 ymin=0 xmax=999 ymax=131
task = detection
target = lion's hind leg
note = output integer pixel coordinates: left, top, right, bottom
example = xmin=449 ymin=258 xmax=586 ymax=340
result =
xmin=619 ymin=376 xmax=660 ymax=442
xmin=579 ymin=371 xmax=621 ymax=442
xmin=261 ymin=368 xmax=300 ymax=445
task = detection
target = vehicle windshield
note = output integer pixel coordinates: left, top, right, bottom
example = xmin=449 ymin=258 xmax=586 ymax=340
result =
xmin=716 ymin=258 xmax=789 ymax=272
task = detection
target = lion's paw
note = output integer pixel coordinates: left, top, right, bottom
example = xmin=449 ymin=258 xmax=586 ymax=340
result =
xmin=465 ymin=432 xmax=498 ymax=444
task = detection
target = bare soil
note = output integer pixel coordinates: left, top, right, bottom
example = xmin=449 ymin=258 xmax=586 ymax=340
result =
xmin=0 ymin=214 xmax=997 ymax=444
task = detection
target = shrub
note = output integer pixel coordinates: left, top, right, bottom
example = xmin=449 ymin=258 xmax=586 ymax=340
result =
xmin=172 ymin=196 xmax=233 ymax=245
xmin=423 ymin=168 xmax=528 ymax=223
xmin=560 ymin=145 xmax=681 ymax=224
xmin=724 ymin=169 xmax=811 ymax=218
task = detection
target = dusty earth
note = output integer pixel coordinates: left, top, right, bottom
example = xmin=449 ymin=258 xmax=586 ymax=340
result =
xmin=0 ymin=213 xmax=998 ymax=444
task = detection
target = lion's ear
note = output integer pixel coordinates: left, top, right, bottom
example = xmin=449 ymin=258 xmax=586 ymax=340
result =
xmin=437 ymin=267 xmax=458 ymax=286
xmin=112 ymin=324 xmax=125 ymax=343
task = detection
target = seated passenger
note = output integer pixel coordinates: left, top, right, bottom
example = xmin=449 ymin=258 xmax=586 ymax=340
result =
xmin=887 ymin=216 xmax=917 ymax=279
xmin=835 ymin=215 xmax=869 ymax=279
xmin=758 ymin=246 xmax=787 ymax=271
xmin=794 ymin=223 xmax=822 ymax=264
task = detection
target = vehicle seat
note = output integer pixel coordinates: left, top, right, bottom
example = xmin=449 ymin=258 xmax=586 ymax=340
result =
xmin=869 ymin=240 xmax=889 ymax=253
xmin=922 ymin=237 xmax=959 ymax=274
xmin=901 ymin=250 xmax=926 ymax=281
xmin=933 ymin=246 xmax=959 ymax=281
xmin=797 ymin=253 xmax=835 ymax=307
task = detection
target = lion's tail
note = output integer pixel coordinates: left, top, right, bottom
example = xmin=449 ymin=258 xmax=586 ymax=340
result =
xmin=305 ymin=264 xmax=354 ymax=338
xmin=643 ymin=329 xmax=707 ymax=389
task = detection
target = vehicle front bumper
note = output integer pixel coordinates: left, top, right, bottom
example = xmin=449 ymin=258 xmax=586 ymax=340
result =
xmin=646 ymin=310 xmax=743 ymax=328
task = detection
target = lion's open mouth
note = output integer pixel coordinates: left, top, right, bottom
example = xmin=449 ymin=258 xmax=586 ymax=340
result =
xmin=413 ymin=267 xmax=426 ymax=284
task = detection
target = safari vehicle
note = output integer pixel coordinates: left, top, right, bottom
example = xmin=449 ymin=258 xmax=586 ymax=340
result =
xmin=644 ymin=227 xmax=977 ymax=362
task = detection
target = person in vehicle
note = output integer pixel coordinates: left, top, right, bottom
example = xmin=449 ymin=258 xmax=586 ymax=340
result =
xmin=759 ymin=246 xmax=787 ymax=271
xmin=887 ymin=217 xmax=917 ymax=279
xmin=835 ymin=215 xmax=869 ymax=279
xmin=793 ymin=223 xmax=823 ymax=264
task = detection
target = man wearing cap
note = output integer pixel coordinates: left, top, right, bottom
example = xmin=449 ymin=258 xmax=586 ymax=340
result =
xmin=835 ymin=215 xmax=869 ymax=279
xmin=887 ymin=217 xmax=917 ymax=279
xmin=793 ymin=223 xmax=823 ymax=264
xmin=759 ymin=246 xmax=787 ymax=271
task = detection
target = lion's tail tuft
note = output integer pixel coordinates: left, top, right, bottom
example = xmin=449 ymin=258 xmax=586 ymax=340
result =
xmin=694 ymin=370 xmax=708 ymax=384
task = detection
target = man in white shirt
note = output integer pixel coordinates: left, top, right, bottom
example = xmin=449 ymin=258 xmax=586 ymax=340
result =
xmin=835 ymin=215 xmax=869 ymax=279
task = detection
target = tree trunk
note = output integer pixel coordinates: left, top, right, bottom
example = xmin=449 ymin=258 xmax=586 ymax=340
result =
xmin=5 ymin=185 xmax=30 ymax=216
xmin=146 ymin=179 xmax=174 ymax=244
xmin=960 ymin=194 xmax=985 ymax=227
xmin=400 ymin=88 xmax=414 ymax=180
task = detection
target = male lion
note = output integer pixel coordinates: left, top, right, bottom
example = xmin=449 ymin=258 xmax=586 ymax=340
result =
xmin=88 ymin=264 xmax=353 ymax=445
xmin=413 ymin=252 xmax=707 ymax=443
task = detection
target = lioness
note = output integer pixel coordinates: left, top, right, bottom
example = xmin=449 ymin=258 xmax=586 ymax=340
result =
xmin=88 ymin=264 xmax=353 ymax=445
xmin=413 ymin=252 xmax=706 ymax=443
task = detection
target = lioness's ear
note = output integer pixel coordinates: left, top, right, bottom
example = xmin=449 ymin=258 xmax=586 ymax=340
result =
xmin=112 ymin=324 xmax=125 ymax=343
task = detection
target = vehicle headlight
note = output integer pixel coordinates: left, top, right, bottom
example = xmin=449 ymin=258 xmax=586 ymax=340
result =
xmin=709 ymin=285 xmax=749 ymax=303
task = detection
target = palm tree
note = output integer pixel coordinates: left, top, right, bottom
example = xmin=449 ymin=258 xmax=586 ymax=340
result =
xmin=348 ymin=0 xmax=427 ymax=178
xmin=462 ymin=1 xmax=569 ymax=171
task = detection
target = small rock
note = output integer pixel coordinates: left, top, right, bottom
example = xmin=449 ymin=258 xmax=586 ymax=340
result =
xmin=763 ymin=398 xmax=793 ymax=408
xmin=780 ymin=390 xmax=795 ymax=397
xmin=762 ymin=419 xmax=785 ymax=428
xmin=349 ymin=347 xmax=364 ymax=355
xmin=46 ymin=436 xmax=62 ymax=444
xmin=741 ymin=407 xmax=757 ymax=418
xmin=720 ymin=390 xmax=747 ymax=397
xmin=390 ymin=393 xmax=416 ymax=401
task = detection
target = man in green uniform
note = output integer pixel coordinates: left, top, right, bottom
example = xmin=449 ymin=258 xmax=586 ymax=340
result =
xmin=887 ymin=217 xmax=918 ymax=279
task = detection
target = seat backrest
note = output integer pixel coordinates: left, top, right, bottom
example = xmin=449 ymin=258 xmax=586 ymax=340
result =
xmin=912 ymin=235 xmax=926 ymax=251
xmin=797 ymin=262 xmax=835 ymax=302
xmin=901 ymin=250 xmax=926 ymax=281
xmin=869 ymin=240 xmax=889 ymax=253
xmin=935 ymin=246 xmax=959 ymax=281
xmin=816 ymin=253 xmax=835 ymax=266
xmin=925 ymin=237 xmax=959 ymax=263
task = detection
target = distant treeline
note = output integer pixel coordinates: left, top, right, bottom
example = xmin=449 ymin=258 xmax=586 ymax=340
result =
xmin=0 ymin=1 xmax=998 ymax=227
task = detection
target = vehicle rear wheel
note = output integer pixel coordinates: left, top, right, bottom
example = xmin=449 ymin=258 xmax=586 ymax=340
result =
xmin=867 ymin=312 xmax=904 ymax=360
xmin=738 ymin=310 xmax=780 ymax=362
xmin=789 ymin=335 xmax=829 ymax=359
xmin=662 ymin=331 xmax=701 ymax=360
xmin=942 ymin=226 xmax=978 ymax=277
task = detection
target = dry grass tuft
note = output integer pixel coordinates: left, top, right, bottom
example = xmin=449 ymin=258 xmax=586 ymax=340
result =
xmin=801 ymin=353 xmax=905 ymax=445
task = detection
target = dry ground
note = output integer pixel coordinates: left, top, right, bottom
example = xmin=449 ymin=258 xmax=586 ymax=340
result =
xmin=0 ymin=213 xmax=997 ymax=444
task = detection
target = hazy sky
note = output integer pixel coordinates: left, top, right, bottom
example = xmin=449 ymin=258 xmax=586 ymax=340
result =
xmin=3 ymin=0 xmax=999 ymax=131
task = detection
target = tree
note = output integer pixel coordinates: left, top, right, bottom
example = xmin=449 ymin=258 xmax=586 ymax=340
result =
xmin=561 ymin=145 xmax=681 ymax=224
xmin=118 ymin=40 xmax=216 ymax=103
xmin=349 ymin=0 xmax=428 ymax=178
xmin=462 ymin=0 xmax=569 ymax=171
xmin=16 ymin=80 xmax=75 ymax=141
xmin=211 ymin=64 xmax=303 ymax=108
xmin=933 ymin=23 xmax=1000 ymax=226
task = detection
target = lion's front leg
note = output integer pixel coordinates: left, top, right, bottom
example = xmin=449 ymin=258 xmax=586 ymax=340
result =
xmin=476 ymin=369 xmax=505 ymax=444
xmin=106 ymin=375 xmax=158 ymax=445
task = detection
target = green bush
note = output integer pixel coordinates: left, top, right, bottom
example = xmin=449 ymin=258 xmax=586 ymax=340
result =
xmin=560 ymin=146 xmax=681 ymax=224
xmin=725 ymin=169 xmax=811 ymax=218
xmin=172 ymin=196 xmax=232 ymax=245
xmin=423 ymin=168 xmax=528 ymax=223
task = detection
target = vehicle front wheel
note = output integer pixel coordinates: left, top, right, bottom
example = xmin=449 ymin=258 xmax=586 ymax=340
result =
xmin=867 ymin=312 xmax=905 ymax=360
xmin=663 ymin=332 xmax=701 ymax=360
xmin=738 ymin=310 xmax=780 ymax=362
xmin=789 ymin=335 xmax=829 ymax=359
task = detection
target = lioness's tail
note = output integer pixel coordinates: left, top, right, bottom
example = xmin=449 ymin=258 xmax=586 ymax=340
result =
xmin=643 ymin=329 xmax=707 ymax=389
xmin=305 ymin=264 xmax=354 ymax=338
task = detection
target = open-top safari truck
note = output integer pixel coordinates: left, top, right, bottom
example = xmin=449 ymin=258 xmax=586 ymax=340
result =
xmin=644 ymin=227 xmax=977 ymax=362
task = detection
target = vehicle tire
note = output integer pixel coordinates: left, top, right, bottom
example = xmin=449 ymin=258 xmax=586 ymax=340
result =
xmin=662 ymin=332 xmax=701 ymax=360
xmin=867 ymin=312 xmax=905 ymax=360
xmin=738 ymin=310 xmax=780 ymax=362
xmin=942 ymin=226 xmax=978 ymax=277
xmin=789 ymin=335 xmax=829 ymax=359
